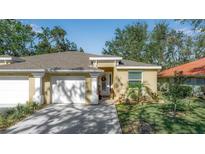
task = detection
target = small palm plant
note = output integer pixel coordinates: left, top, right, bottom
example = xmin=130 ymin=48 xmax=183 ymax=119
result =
xmin=126 ymin=82 xmax=148 ymax=105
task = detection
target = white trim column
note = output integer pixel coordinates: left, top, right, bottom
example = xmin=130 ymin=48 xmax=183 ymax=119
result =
xmin=32 ymin=72 xmax=45 ymax=104
xmin=90 ymin=72 xmax=101 ymax=104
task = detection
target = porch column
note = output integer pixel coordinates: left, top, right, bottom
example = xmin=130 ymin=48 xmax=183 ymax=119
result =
xmin=90 ymin=72 xmax=101 ymax=104
xmin=32 ymin=72 xmax=45 ymax=104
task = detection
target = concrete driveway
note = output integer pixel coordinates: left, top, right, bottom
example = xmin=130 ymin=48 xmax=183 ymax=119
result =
xmin=3 ymin=104 xmax=121 ymax=134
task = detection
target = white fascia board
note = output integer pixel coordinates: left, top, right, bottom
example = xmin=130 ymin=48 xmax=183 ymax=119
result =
xmin=89 ymin=57 xmax=122 ymax=61
xmin=117 ymin=66 xmax=162 ymax=70
xmin=0 ymin=57 xmax=24 ymax=62
xmin=0 ymin=69 xmax=103 ymax=73
xmin=0 ymin=57 xmax=13 ymax=61
xmin=0 ymin=69 xmax=45 ymax=73
xmin=48 ymin=69 xmax=104 ymax=73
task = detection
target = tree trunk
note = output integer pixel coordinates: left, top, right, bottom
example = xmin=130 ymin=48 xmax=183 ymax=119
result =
xmin=173 ymin=103 xmax=177 ymax=121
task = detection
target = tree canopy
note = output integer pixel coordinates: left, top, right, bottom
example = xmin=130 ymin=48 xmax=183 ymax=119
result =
xmin=0 ymin=20 xmax=35 ymax=56
xmin=35 ymin=26 xmax=78 ymax=55
xmin=103 ymin=20 xmax=205 ymax=69
xmin=179 ymin=19 xmax=205 ymax=32
xmin=0 ymin=19 xmax=83 ymax=57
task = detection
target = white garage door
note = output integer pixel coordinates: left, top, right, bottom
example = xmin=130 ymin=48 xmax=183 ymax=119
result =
xmin=0 ymin=77 xmax=29 ymax=106
xmin=51 ymin=76 xmax=85 ymax=104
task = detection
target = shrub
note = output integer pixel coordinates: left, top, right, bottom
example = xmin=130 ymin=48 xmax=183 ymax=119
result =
xmin=0 ymin=113 xmax=7 ymax=128
xmin=126 ymin=82 xmax=145 ymax=104
xmin=165 ymin=72 xmax=193 ymax=119
xmin=192 ymin=86 xmax=205 ymax=97
xmin=145 ymin=86 xmax=160 ymax=102
xmin=0 ymin=102 xmax=43 ymax=129
xmin=124 ymin=82 xmax=159 ymax=104
xmin=168 ymin=85 xmax=192 ymax=100
xmin=158 ymin=81 xmax=170 ymax=94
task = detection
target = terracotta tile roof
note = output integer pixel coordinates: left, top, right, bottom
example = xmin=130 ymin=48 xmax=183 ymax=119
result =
xmin=159 ymin=57 xmax=205 ymax=77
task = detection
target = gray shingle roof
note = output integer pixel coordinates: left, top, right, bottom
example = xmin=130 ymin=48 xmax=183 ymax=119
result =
xmin=0 ymin=51 xmax=158 ymax=70
xmin=119 ymin=59 xmax=158 ymax=67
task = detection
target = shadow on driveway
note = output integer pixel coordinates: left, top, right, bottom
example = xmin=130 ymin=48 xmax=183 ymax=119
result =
xmin=3 ymin=104 xmax=121 ymax=134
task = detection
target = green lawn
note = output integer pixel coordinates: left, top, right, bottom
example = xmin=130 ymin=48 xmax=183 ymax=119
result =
xmin=116 ymin=98 xmax=205 ymax=134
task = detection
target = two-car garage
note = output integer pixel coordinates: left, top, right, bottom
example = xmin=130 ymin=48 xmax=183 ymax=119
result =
xmin=0 ymin=75 xmax=86 ymax=106
xmin=0 ymin=52 xmax=104 ymax=107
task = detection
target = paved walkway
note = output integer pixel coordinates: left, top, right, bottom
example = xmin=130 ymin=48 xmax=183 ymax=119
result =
xmin=3 ymin=104 xmax=121 ymax=134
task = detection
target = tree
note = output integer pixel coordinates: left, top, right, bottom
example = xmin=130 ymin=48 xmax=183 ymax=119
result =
xmin=0 ymin=19 xmax=81 ymax=56
xmin=51 ymin=26 xmax=77 ymax=52
xmin=166 ymin=29 xmax=194 ymax=67
xmin=103 ymin=22 xmax=148 ymax=62
xmin=103 ymin=21 xmax=195 ymax=69
xmin=178 ymin=19 xmax=205 ymax=32
xmin=195 ymin=34 xmax=205 ymax=58
xmin=147 ymin=22 xmax=169 ymax=66
xmin=0 ymin=19 xmax=35 ymax=56
xmin=35 ymin=27 xmax=53 ymax=54
xmin=35 ymin=26 xmax=78 ymax=54
xmin=79 ymin=47 xmax=84 ymax=52
xmin=146 ymin=22 xmax=195 ymax=68
xmin=167 ymin=72 xmax=192 ymax=119
xmin=178 ymin=19 xmax=205 ymax=59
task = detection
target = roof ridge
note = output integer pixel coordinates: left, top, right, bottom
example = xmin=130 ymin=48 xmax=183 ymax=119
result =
xmin=21 ymin=51 xmax=91 ymax=58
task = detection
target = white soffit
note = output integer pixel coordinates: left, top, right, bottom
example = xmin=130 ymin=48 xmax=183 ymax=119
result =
xmin=116 ymin=66 xmax=162 ymax=69
xmin=0 ymin=57 xmax=24 ymax=62
xmin=0 ymin=69 xmax=46 ymax=72
xmin=89 ymin=57 xmax=122 ymax=61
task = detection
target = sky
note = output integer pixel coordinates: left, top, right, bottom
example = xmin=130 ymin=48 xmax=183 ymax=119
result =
xmin=21 ymin=19 xmax=193 ymax=55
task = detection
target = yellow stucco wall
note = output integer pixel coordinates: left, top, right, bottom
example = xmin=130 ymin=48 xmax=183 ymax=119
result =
xmin=29 ymin=77 xmax=35 ymax=102
xmin=143 ymin=70 xmax=158 ymax=92
xmin=85 ymin=77 xmax=92 ymax=104
xmin=0 ymin=62 xmax=11 ymax=65
xmin=96 ymin=60 xmax=116 ymax=68
xmin=113 ymin=69 xmax=128 ymax=99
xmin=0 ymin=63 xmax=6 ymax=65
xmin=113 ymin=69 xmax=158 ymax=100
xmin=43 ymin=74 xmax=51 ymax=104
xmin=93 ymin=60 xmax=159 ymax=101
xmin=0 ymin=66 xmax=158 ymax=104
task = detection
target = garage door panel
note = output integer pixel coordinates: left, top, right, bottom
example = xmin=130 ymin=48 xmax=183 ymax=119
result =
xmin=52 ymin=76 xmax=85 ymax=104
xmin=0 ymin=77 xmax=29 ymax=105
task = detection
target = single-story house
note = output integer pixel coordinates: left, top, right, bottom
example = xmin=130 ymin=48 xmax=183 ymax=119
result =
xmin=159 ymin=57 xmax=205 ymax=95
xmin=0 ymin=51 xmax=161 ymax=106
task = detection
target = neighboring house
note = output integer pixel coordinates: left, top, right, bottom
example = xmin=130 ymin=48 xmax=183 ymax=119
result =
xmin=159 ymin=57 xmax=205 ymax=95
xmin=0 ymin=51 xmax=161 ymax=106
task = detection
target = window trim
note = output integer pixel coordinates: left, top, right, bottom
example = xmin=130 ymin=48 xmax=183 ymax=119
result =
xmin=128 ymin=71 xmax=143 ymax=84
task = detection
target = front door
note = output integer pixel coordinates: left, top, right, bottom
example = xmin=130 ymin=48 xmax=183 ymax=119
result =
xmin=100 ymin=72 xmax=112 ymax=96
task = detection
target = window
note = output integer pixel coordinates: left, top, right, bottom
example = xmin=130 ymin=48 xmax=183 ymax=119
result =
xmin=185 ymin=78 xmax=205 ymax=86
xmin=196 ymin=78 xmax=205 ymax=85
xmin=128 ymin=71 xmax=142 ymax=87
